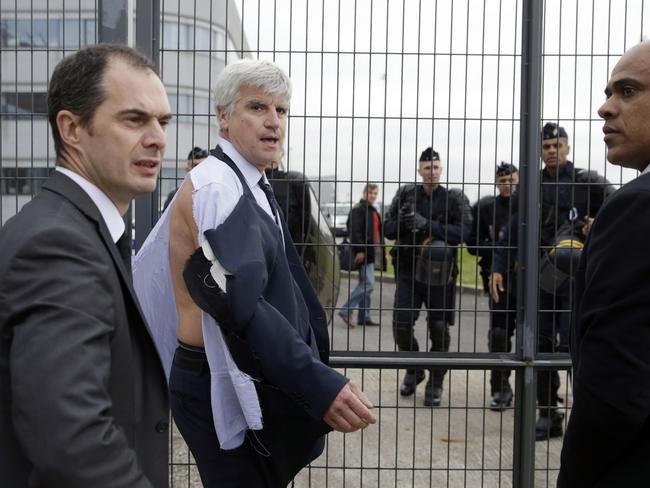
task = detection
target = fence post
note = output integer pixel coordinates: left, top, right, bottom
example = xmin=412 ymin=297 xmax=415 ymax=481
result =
xmin=513 ymin=0 xmax=543 ymax=487
xmin=133 ymin=0 xmax=162 ymax=250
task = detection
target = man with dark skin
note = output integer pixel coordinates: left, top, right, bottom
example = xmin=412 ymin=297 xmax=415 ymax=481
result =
xmin=558 ymin=40 xmax=650 ymax=487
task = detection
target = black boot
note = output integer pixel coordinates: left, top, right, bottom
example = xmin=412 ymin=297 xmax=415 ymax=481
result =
xmin=535 ymin=409 xmax=564 ymax=441
xmin=490 ymin=386 xmax=513 ymax=412
xmin=423 ymin=378 xmax=443 ymax=407
xmin=399 ymin=369 xmax=425 ymax=396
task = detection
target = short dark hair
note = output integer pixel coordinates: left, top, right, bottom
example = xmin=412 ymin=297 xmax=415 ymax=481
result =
xmin=496 ymin=162 xmax=518 ymax=177
xmin=542 ymin=122 xmax=568 ymax=141
xmin=47 ymin=44 xmax=158 ymax=159
xmin=363 ymin=183 xmax=378 ymax=194
xmin=419 ymin=147 xmax=440 ymax=162
xmin=187 ymin=146 xmax=209 ymax=161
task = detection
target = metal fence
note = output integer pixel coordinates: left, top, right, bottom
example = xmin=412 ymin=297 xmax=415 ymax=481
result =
xmin=1 ymin=0 xmax=647 ymax=486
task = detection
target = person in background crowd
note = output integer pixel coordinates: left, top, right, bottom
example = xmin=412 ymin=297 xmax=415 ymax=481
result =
xmin=467 ymin=162 xmax=518 ymax=411
xmin=384 ymin=147 xmax=472 ymax=407
xmin=162 ymin=146 xmax=208 ymax=211
xmin=491 ymin=122 xmax=614 ymax=441
xmin=338 ymin=183 xmax=386 ymax=328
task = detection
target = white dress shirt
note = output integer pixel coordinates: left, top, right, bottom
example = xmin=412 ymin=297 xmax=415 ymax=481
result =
xmin=55 ymin=166 xmax=125 ymax=243
xmin=133 ymin=139 xmax=280 ymax=449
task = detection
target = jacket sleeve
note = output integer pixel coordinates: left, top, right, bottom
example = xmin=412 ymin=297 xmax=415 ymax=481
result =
xmin=466 ymin=199 xmax=493 ymax=259
xmin=204 ymin=203 xmax=348 ymax=421
xmin=383 ymin=187 xmax=407 ymax=240
xmin=428 ymin=189 xmax=473 ymax=246
xmin=1 ymin=227 xmax=153 ymax=488
xmin=559 ymin=188 xmax=650 ymax=486
xmin=348 ymin=205 xmax=366 ymax=252
xmin=491 ymin=213 xmax=518 ymax=276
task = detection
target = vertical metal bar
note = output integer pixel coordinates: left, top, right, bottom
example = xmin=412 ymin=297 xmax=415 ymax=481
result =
xmin=513 ymin=0 xmax=543 ymax=487
xmin=133 ymin=0 xmax=160 ymax=250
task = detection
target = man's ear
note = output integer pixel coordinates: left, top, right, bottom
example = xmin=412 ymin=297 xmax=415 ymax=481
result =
xmin=217 ymin=107 xmax=230 ymax=134
xmin=56 ymin=110 xmax=84 ymax=148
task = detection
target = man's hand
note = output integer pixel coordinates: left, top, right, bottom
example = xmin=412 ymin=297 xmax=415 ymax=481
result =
xmin=489 ymin=272 xmax=504 ymax=303
xmin=354 ymin=252 xmax=365 ymax=264
xmin=403 ymin=212 xmax=429 ymax=231
xmin=581 ymin=216 xmax=594 ymax=237
xmin=324 ymin=382 xmax=377 ymax=433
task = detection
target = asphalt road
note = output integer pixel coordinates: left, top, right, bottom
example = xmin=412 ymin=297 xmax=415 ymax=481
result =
xmin=169 ymin=276 xmax=571 ymax=488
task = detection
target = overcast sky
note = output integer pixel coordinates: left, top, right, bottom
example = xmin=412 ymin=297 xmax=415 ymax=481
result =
xmin=229 ymin=0 xmax=650 ymax=204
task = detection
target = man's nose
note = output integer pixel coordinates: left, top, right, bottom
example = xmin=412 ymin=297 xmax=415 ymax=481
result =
xmin=143 ymin=119 xmax=167 ymax=150
xmin=598 ymin=98 xmax=613 ymax=120
xmin=265 ymin=109 xmax=281 ymax=128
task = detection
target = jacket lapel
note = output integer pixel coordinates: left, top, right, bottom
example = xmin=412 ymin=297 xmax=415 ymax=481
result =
xmin=42 ymin=171 xmax=158 ymax=344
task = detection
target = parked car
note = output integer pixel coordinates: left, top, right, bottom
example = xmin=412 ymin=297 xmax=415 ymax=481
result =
xmin=321 ymin=202 xmax=351 ymax=237
xmin=267 ymin=170 xmax=341 ymax=323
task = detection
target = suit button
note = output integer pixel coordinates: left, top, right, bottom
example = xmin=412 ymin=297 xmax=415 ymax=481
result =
xmin=155 ymin=421 xmax=169 ymax=433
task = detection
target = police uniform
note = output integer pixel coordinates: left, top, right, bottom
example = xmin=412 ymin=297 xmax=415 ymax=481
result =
xmin=536 ymin=123 xmax=614 ymax=440
xmin=384 ymin=152 xmax=472 ymax=406
xmin=467 ymin=164 xmax=518 ymax=410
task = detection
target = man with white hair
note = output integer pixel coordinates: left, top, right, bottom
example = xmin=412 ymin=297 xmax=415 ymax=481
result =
xmin=134 ymin=59 xmax=375 ymax=487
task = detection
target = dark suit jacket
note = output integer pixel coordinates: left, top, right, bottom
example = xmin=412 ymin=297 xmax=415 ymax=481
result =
xmin=346 ymin=198 xmax=386 ymax=268
xmin=558 ymin=173 xmax=650 ymax=487
xmin=0 ymin=171 xmax=169 ymax=487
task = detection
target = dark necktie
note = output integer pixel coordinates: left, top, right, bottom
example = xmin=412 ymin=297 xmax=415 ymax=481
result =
xmin=258 ymin=177 xmax=279 ymax=224
xmin=116 ymin=231 xmax=132 ymax=278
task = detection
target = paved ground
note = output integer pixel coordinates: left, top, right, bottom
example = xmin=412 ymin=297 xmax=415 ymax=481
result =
xmin=169 ymin=276 xmax=571 ymax=488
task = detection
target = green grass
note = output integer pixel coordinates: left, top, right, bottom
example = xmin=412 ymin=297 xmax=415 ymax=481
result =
xmin=377 ymin=243 xmax=480 ymax=287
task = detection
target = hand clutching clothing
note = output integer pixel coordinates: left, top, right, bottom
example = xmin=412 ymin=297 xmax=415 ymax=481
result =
xmin=183 ymin=246 xmax=376 ymax=433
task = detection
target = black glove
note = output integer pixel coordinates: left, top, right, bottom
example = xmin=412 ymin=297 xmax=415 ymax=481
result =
xmin=183 ymin=247 xmax=234 ymax=329
xmin=403 ymin=212 xmax=429 ymax=231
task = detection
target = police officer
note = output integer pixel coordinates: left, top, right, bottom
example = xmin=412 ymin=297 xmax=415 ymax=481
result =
xmin=385 ymin=147 xmax=472 ymax=406
xmin=492 ymin=123 xmax=614 ymax=440
xmin=467 ymin=162 xmax=519 ymax=411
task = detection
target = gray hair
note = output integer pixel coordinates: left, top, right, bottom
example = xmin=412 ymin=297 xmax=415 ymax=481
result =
xmin=213 ymin=59 xmax=292 ymax=125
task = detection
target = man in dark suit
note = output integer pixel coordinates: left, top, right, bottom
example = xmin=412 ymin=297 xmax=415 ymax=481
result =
xmin=134 ymin=59 xmax=375 ymax=487
xmin=0 ymin=45 xmax=172 ymax=487
xmin=558 ymin=41 xmax=650 ymax=487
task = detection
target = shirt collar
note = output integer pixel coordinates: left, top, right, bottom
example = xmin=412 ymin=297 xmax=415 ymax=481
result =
xmin=641 ymin=163 xmax=650 ymax=175
xmin=55 ymin=166 xmax=125 ymax=243
xmin=219 ymin=139 xmax=267 ymax=190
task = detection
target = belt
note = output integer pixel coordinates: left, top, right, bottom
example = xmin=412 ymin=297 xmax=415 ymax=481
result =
xmin=173 ymin=342 xmax=209 ymax=373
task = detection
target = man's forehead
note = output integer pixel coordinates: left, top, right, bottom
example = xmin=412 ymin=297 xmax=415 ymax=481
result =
xmin=542 ymin=137 xmax=567 ymax=146
xmin=102 ymin=60 xmax=168 ymax=110
xmin=239 ymin=85 xmax=288 ymax=104
xmin=610 ymin=45 xmax=650 ymax=83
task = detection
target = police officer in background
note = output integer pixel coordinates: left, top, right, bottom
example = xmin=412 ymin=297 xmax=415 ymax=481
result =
xmin=467 ymin=162 xmax=519 ymax=411
xmin=385 ymin=147 xmax=472 ymax=406
xmin=492 ymin=123 xmax=614 ymax=440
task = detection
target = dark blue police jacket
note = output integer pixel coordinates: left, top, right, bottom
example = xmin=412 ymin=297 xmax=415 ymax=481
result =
xmin=199 ymin=146 xmax=347 ymax=486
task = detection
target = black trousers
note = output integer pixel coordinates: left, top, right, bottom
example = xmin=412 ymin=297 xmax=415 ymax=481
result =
xmin=169 ymin=346 xmax=268 ymax=487
xmin=392 ymin=271 xmax=452 ymax=388
xmin=488 ymin=284 xmax=517 ymax=395
xmin=537 ymin=290 xmax=571 ymax=409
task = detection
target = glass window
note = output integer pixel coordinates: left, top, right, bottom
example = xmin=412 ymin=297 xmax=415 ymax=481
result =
xmin=162 ymin=21 xmax=179 ymax=49
xmin=196 ymin=26 xmax=210 ymax=50
xmin=63 ymin=19 xmax=81 ymax=48
xmin=84 ymin=19 xmax=96 ymax=45
xmin=1 ymin=167 xmax=53 ymax=196
xmin=213 ymin=30 xmax=226 ymax=59
xmin=1 ymin=92 xmax=48 ymax=116
xmin=179 ymin=24 xmax=193 ymax=49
